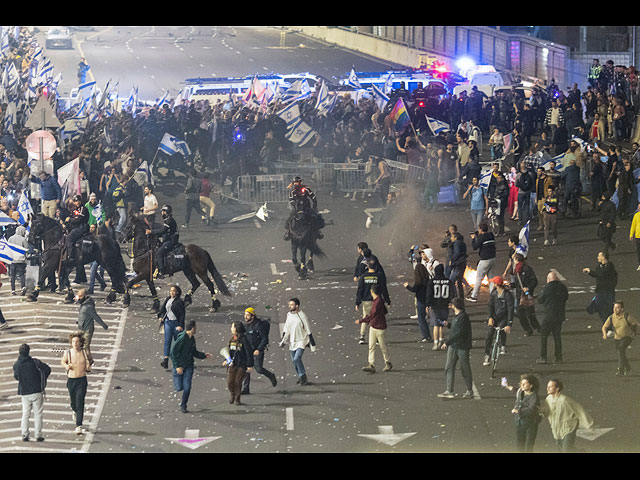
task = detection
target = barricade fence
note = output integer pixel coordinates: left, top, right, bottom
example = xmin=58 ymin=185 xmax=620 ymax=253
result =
xmin=236 ymin=158 xmax=426 ymax=203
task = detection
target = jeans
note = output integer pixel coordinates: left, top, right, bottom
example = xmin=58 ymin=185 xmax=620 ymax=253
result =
xmin=163 ymin=319 xmax=181 ymax=358
xmin=447 ymin=264 xmax=466 ymax=298
xmin=9 ymin=263 xmax=26 ymax=291
xmin=185 ymin=199 xmax=207 ymax=226
xmin=470 ymin=210 xmax=484 ymax=231
xmin=241 ymin=350 xmax=275 ymax=391
xmin=289 ymin=348 xmax=306 ymax=378
xmin=67 ymin=376 xmax=88 ymax=426
xmin=172 ymin=365 xmax=194 ymax=408
xmin=445 ymin=347 xmax=473 ymax=393
xmin=88 ymin=261 xmax=106 ymax=292
xmin=540 ymin=321 xmax=563 ymax=361
xmin=21 ymin=392 xmax=44 ymax=438
xmin=518 ymin=192 xmax=531 ymax=225
xmin=484 ymin=324 xmax=507 ymax=355
xmin=116 ymin=207 xmax=127 ymax=233
xmin=471 ymin=258 xmax=496 ymax=299
xmin=556 ymin=428 xmax=577 ymax=453
xmin=416 ymin=300 xmax=431 ymax=340
xmin=615 ymin=336 xmax=633 ymax=372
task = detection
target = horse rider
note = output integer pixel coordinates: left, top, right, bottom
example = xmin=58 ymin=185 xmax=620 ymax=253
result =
xmin=147 ymin=204 xmax=179 ymax=278
xmin=285 ymin=176 xmax=323 ymax=240
xmin=63 ymin=195 xmax=90 ymax=262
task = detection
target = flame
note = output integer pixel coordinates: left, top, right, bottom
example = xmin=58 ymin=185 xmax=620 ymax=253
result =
xmin=464 ymin=266 xmax=489 ymax=287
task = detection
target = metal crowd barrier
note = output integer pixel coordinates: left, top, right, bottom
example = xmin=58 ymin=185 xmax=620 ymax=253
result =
xmin=236 ymin=174 xmax=289 ymax=204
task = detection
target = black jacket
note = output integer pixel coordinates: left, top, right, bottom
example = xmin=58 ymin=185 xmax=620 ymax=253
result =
xmin=159 ymin=296 xmax=186 ymax=328
xmin=245 ymin=317 xmax=270 ymax=353
xmin=472 ymin=232 xmax=496 ymax=260
xmin=537 ymin=280 xmax=569 ymax=325
xmin=13 ymin=355 xmax=51 ymax=396
xmin=153 ymin=215 xmax=178 ymax=245
xmin=514 ymin=263 xmax=538 ymax=299
xmin=228 ymin=334 xmax=254 ymax=369
xmin=444 ymin=310 xmax=472 ymax=350
xmin=405 ymin=281 xmax=428 ymax=304
xmin=588 ymin=261 xmax=617 ymax=293
xmin=599 ymin=199 xmax=617 ymax=226
xmin=488 ymin=288 xmax=515 ymax=327
xmin=356 ymin=270 xmax=391 ymax=305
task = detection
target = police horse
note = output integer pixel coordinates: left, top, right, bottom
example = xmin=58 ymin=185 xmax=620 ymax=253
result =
xmin=26 ymin=213 xmax=130 ymax=305
xmin=284 ymin=197 xmax=325 ymax=280
xmin=124 ymin=214 xmax=231 ymax=312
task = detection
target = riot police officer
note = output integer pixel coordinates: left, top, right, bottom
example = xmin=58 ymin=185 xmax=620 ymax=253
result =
xmin=63 ymin=195 xmax=90 ymax=262
xmin=149 ymin=205 xmax=179 ymax=278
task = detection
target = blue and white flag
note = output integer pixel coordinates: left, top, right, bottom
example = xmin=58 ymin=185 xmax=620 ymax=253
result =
xmin=0 ymin=210 xmax=18 ymax=227
xmin=541 ymin=153 xmax=567 ymax=172
xmin=17 ymin=191 xmax=33 ymax=225
xmin=426 ymin=116 xmax=450 ymax=136
xmin=517 ymin=221 xmax=530 ymax=257
xmin=285 ymin=119 xmax=315 ymax=147
xmin=281 ymin=79 xmax=310 ymax=104
xmin=155 ymin=89 xmax=170 ymax=107
xmin=383 ymin=72 xmax=394 ymax=94
xmin=347 ymin=67 xmax=362 ymax=89
xmin=0 ymin=238 xmax=27 ymax=264
xmin=479 ymin=166 xmax=493 ymax=188
xmin=371 ymin=83 xmax=389 ymax=112
xmin=92 ymin=202 xmax=103 ymax=224
xmin=276 ymin=102 xmax=302 ymax=128
xmin=135 ymin=160 xmax=155 ymax=186
xmin=158 ymin=133 xmax=191 ymax=157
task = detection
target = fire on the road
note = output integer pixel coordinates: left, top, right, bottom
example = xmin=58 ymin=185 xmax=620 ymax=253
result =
xmin=464 ymin=266 xmax=489 ymax=287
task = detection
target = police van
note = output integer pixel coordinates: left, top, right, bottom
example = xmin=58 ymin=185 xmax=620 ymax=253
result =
xmin=181 ymin=72 xmax=321 ymax=105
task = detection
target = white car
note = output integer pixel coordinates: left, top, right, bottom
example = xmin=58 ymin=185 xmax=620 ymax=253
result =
xmin=46 ymin=27 xmax=73 ymax=49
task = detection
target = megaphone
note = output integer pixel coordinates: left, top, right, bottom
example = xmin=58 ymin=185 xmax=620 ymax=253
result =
xmin=220 ymin=347 xmax=232 ymax=365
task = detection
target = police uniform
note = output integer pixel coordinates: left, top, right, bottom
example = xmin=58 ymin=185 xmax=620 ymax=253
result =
xmin=64 ymin=199 xmax=90 ymax=259
xmin=152 ymin=208 xmax=179 ymax=274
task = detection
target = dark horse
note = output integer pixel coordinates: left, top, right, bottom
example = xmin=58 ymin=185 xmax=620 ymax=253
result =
xmin=284 ymin=200 xmax=325 ymax=280
xmin=26 ymin=213 xmax=129 ymax=305
xmin=124 ymin=214 xmax=231 ymax=312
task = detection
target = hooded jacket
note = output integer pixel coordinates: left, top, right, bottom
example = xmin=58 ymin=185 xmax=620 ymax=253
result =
xmin=77 ymin=296 xmax=109 ymax=333
xmin=8 ymin=225 xmax=28 ymax=264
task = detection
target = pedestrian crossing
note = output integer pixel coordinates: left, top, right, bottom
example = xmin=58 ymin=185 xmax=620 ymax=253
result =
xmin=0 ymin=290 xmax=128 ymax=452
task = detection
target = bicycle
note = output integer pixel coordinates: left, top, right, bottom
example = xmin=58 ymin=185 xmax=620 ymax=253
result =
xmin=489 ymin=325 xmax=507 ymax=379
xmin=487 ymin=198 xmax=501 ymax=236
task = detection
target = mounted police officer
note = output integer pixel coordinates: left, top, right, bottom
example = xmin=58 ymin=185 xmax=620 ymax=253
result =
xmin=63 ymin=195 xmax=90 ymax=262
xmin=285 ymin=176 xmax=323 ymax=240
xmin=240 ymin=307 xmax=277 ymax=395
xmin=149 ymin=204 xmax=179 ymax=278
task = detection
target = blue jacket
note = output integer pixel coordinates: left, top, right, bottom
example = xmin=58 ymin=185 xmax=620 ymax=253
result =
xmin=31 ymin=174 xmax=62 ymax=201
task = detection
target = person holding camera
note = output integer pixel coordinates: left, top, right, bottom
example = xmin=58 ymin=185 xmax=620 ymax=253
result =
xmin=441 ymin=224 xmax=469 ymax=299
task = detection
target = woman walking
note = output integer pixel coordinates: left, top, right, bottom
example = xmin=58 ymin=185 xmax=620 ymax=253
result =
xmin=158 ymin=285 xmax=186 ymax=370
xmin=503 ymin=374 xmax=542 ymax=452
xmin=223 ymin=321 xmax=253 ymax=406
xmin=61 ymin=333 xmax=92 ymax=435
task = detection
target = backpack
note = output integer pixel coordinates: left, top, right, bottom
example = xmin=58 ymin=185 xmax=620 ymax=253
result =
xmin=32 ymin=358 xmax=50 ymax=397
xmin=260 ymin=317 xmax=271 ymax=341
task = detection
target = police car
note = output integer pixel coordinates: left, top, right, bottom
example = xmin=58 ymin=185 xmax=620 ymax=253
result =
xmin=181 ymin=72 xmax=321 ymax=105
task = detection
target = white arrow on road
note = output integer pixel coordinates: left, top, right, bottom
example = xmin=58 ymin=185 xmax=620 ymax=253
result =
xmin=358 ymin=426 xmax=416 ymax=446
xmin=166 ymin=429 xmax=221 ymax=450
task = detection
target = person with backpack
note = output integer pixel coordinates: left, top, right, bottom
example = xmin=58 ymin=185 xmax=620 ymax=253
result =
xmin=13 ymin=344 xmax=51 ymax=442
xmin=241 ymin=307 xmax=277 ymax=395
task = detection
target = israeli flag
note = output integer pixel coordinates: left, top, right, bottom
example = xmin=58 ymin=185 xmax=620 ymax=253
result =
xmin=479 ymin=166 xmax=493 ymax=188
xmin=136 ymin=160 xmax=155 ymax=186
xmin=155 ymin=89 xmax=170 ymax=107
xmin=0 ymin=238 xmax=27 ymax=264
xmin=281 ymin=79 xmax=311 ymax=104
xmin=541 ymin=153 xmax=567 ymax=172
xmin=17 ymin=191 xmax=33 ymax=225
xmin=570 ymin=136 xmax=588 ymax=151
xmin=517 ymin=221 xmax=530 ymax=257
xmin=92 ymin=202 xmax=103 ymax=224
xmin=426 ymin=116 xmax=450 ymax=136
xmin=0 ymin=210 xmax=18 ymax=227
xmin=383 ymin=72 xmax=394 ymax=94
xmin=347 ymin=67 xmax=362 ymax=89
xmin=285 ymin=119 xmax=315 ymax=147
xmin=158 ymin=133 xmax=191 ymax=157
xmin=371 ymin=83 xmax=389 ymax=111
xmin=78 ymin=80 xmax=96 ymax=101
xmin=276 ymin=102 xmax=302 ymax=128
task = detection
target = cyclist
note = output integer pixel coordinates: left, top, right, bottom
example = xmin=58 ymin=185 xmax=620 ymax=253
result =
xmin=483 ymin=276 xmax=514 ymax=366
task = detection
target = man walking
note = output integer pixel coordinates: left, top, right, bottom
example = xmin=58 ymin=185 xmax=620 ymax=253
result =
xmin=13 ymin=344 xmax=51 ymax=442
xmin=356 ymin=285 xmax=392 ymax=374
xmin=170 ymin=321 xmax=212 ymax=413
xmin=467 ymin=222 xmax=496 ymax=303
xmin=536 ymin=271 xmax=569 ymax=364
xmin=355 ymin=258 xmax=390 ymax=345
xmin=279 ymin=298 xmax=314 ymax=386
xmin=598 ymin=193 xmax=617 ymax=254
xmin=241 ymin=307 xmax=277 ymax=395
xmin=76 ymin=288 xmax=109 ymax=364
xmin=540 ymin=379 xmax=594 ymax=453
xmin=602 ymin=301 xmax=639 ymax=376
xmin=183 ymin=169 xmax=207 ymax=229
xmin=438 ymin=297 xmax=474 ymax=399
xmin=583 ymin=251 xmax=617 ymax=330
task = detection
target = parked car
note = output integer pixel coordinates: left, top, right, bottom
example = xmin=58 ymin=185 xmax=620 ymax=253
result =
xmin=45 ymin=27 xmax=73 ymax=49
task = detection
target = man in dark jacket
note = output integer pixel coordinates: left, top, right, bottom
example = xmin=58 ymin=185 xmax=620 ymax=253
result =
xmin=170 ymin=321 xmax=212 ymax=413
xmin=355 ymin=258 xmax=390 ymax=344
xmin=63 ymin=195 xmax=90 ymax=262
xmin=241 ymin=307 xmax=277 ymax=394
xmin=150 ymin=204 xmax=179 ymax=277
xmin=516 ymin=162 xmax=535 ymax=226
xmin=467 ymin=223 xmax=497 ymax=302
xmin=76 ymin=288 xmax=109 ymax=364
xmin=536 ymin=271 xmax=569 ymax=364
xmin=483 ymin=276 xmax=514 ymax=366
xmin=426 ymin=263 xmax=453 ymax=350
xmin=441 ymin=225 xmax=468 ymax=299
xmin=13 ymin=344 xmax=51 ymax=442
xmin=438 ymin=297 xmax=474 ymax=399
xmin=583 ymin=251 xmax=617 ymax=329
xmin=597 ymin=193 xmax=617 ymax=253
xmin=30 ymin=171 xmax=62 ymax=218
xmin=560 ymin=159 xmax=582 ymax=216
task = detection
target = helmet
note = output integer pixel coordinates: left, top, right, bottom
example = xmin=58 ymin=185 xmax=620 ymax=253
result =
xmin=293 ymin=176 xmax=302 ymax=183
xmin=161 ymin=205 xmax=172 ymax=215
xmin=72 ymin=194 xmax=82 ymax=202
xmin=244 ymin=307 xmax=256 ymax=316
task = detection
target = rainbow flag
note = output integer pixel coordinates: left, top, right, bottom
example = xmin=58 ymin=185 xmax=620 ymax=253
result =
xmin=389 ymin=98 xmax=411 ymax=132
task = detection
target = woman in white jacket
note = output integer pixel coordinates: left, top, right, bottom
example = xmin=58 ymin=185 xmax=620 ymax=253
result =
xmin=279 ymin=298 xmax=314 ymax=386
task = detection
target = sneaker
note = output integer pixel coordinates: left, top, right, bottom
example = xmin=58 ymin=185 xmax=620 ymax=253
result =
xmin=160 ymin=358 xmax=169 ymax=369
xmin=75 ymin=426 xmax=84 ymax=435
xmin=462 ymin=390 xmax=474 ymax=399
xmin=499 ymin=346 xmax=506 ymax=355
xmin=180 ymin=405 xmax=188 ymax=413
xmin=358 ymin=335 xmax=366 ymax=345
xmin=552 ymin=239 xmax=557 ymax=246
xmin=36 ymin=436 xmax=45 ymax=442
xmin=432 ymin=342 xmax=440 ymax=350
xmin=410 ymin=314 xmax=418 ymax=319
xmin=437 ymin=391 xmax=455 ymax=399
xmin=536 ymin=357 xmax=547 ymax=364
xmin=383 ymin=362 xmax=392 ymax=372
xmin=624 ymin=368 xmax=632 ymax=377
xmin=466 ymin=296 xmax=478 ymax=303
xmin=181 ymin=224 xmax=188 ymax=229
xmin=637 ymin=265 xmax=640 ymax=272
xmin=362 ymin=365 xmax=376 ymax=373
xmin=483 ymin=355 xmax=490 ymax=366
xmin=544 ymin=240 xmax=550 ymax=246
xmin=616 ymin=368 xmax=624 ymax=377
xmin=11 ymin=290 xmax=16 ymax=295
xmin=22 ymin=435 xmax=29 ymax=442
xmin=419 ymin=338 xmax=429 ymax=343
xmin=20 ymin=287 xmax=27 ymax=296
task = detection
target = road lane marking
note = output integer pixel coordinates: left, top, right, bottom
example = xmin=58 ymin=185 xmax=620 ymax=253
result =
xmin=286 ymin=408 xmax=294 ymax=431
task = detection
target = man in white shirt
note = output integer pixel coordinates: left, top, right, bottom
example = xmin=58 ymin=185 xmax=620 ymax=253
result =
xmin=143 ymin=185 xmax=158 ymax=224
xmin=279 ymin=298 xmax=314 ymax=386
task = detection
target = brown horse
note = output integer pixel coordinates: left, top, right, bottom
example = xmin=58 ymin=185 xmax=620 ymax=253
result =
xmin=124 ymin=214 xmax=231 ymax=312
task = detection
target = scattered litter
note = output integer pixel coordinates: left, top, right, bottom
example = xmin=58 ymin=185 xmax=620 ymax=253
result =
xmin=228 ymin=250 xmax=238 ymax=253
